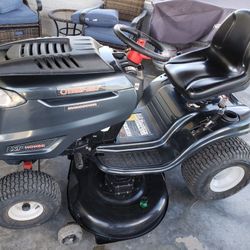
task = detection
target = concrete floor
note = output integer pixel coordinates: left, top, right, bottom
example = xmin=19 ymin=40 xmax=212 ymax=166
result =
xmin=0 ymin=147 xmax=249 ymax=250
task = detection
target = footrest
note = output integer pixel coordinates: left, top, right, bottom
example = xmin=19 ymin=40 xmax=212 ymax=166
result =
xmin=95 ymin=145 xmax=176 ymax=174
xmin=98 ymin=149 xmax=163 ymax=169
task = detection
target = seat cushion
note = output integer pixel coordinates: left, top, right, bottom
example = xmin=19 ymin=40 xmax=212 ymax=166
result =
xmin=85 ymin=26 xmax=125 ymax=46
xmin=85 ymin=9 xmax=119 ymax=27
xmin=0 ymin=0 xmax=22 ymax=14
xmin=164 ymin=10 xmax=250 ymax=101
xmin=71 ymin=10 xmax=83 ymax=24
xmin=85 ymin=20 xmax=131 ymax=46
xmin=164 ymin=49 xmax=246 ymax=101
xmin=0 ymin=4 xmax=38 ymax=25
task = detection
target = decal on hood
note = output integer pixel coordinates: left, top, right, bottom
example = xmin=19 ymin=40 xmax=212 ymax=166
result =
xmin=65 ymin=102 xmax=98 ymax=111
xmin=57 ymin=85 xmax=102 ymax=96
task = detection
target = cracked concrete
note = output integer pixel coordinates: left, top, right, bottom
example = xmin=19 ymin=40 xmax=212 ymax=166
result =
xmin=176 ymin=236 xmax=206 ymax=250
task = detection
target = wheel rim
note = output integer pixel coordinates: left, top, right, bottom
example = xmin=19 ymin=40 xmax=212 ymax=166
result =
xmin=8 ymin=201 xmax=44 ymax=221
xmin=62 ymin=235 xmax=79 ymax=245
xmin=210 ymin=166 xmax=245 ymax=192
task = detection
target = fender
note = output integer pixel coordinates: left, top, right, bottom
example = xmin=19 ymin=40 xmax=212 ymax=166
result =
xmin=95 ymin=104 xmax=250 ymax=175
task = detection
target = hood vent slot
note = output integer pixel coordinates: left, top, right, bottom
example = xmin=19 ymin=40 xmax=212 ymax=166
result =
xmin=0 ymin=37 xmax=115 ymax=75
xmin=35 ymin=56 xmax=80 ymax=71
xmin=7 ymin=41 xmax=71 ymax=60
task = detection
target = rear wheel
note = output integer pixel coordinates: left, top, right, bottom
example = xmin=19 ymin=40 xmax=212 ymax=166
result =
xmin=0 ymin=170 xmax=61 ymax=229
xmin=182 ymin=137 xmax=250 ymax=200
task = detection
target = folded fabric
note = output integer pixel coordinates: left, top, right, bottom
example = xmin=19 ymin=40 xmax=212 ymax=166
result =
xmin=0 ymin=0 xmax=22 ymax=14
xmin=150 ymin=0 xmax=223 ymax=44
xmin=85 ymin=9 xmax=119 ymax=27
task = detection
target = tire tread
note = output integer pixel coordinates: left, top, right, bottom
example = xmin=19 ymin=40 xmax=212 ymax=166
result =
xmin=182 ymin=137 xmax=250 ymax=199
xmin=0 ymin=171 xmax=61 ymax=207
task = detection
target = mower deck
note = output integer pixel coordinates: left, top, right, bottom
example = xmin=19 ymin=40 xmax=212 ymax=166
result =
xmin=68 ymin=161 xmax=169 ymax=243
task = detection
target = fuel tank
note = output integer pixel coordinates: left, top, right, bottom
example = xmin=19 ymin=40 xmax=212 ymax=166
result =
xmin=0 ymin=37 xmax=140 ymax=163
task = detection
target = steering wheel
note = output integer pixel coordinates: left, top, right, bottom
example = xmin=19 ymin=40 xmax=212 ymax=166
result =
xmin=114 ymin=24 xmax=169 ymax=62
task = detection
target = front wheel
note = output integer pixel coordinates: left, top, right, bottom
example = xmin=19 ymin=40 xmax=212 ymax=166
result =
xmin=58 ymin=223 xmax=83 ymax=246
xmin=182 ymin=137 xmax=250 ymax=200
xmin=0 ymin=170 xmax=61 ymax=229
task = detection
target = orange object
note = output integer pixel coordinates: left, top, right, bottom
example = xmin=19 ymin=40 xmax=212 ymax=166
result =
xmin=127 ymin=39 xmax=151 ymax=64
xmin=23 ymin=161 xmax=33 ymax=170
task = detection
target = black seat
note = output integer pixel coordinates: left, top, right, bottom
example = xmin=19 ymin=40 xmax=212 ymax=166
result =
xmin=164 ymin=10 xmax=250 ymax=101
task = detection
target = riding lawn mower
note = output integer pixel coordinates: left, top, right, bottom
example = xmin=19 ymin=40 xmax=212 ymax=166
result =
xmin=0 ymin=10 xmax=249 ymax=245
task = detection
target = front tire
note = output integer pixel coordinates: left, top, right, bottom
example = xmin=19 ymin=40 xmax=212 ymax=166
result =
xmin=182 ymin=137 xmax=250 ymax=200
xmin=0 ymin=170 xmax=61 ymax=229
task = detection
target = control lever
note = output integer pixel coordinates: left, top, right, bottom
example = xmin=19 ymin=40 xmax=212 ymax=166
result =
xmin=74 ymin=152 xmax=84 ymax=170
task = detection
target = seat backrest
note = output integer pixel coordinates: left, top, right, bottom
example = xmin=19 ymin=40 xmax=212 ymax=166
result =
xmin=211 ymin=10 xmax=250 ymax=69
xmin=104 ymin=0 xmax=145 ymax=21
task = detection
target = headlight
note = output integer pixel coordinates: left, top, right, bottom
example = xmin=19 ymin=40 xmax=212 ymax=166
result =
xmin=0 ymin=89 xmax=26 ymax=108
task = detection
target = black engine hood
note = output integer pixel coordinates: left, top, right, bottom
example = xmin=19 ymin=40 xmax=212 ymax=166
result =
xmin=0 ymin=36 xmax=115 ymax=76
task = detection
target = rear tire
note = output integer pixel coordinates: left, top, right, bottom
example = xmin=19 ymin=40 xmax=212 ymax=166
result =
xmin=182 ymin=137 xmax=250 ymax=200
xmin=0 ymin=170 xmax=61 ymax=229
